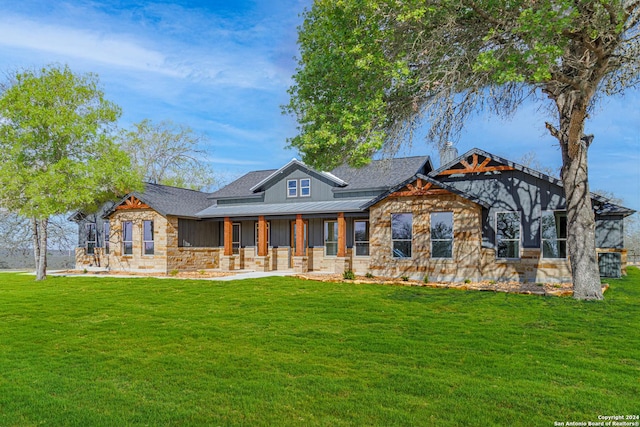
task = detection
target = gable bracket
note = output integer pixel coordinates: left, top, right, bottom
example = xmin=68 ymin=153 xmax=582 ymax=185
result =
xmin=439 ymin=153 xmax=515 ymax=176
xmin=115 ymin=195 xmax=150 ymax=210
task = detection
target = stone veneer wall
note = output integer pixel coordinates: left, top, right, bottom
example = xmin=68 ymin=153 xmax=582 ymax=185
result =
xmin=369 ymin=193 xmax=484 ymax=281
xmin=107 ymin=209 xmax=169 ymax=272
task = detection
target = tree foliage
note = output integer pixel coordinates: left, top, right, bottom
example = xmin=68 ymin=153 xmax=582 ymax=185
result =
xmin=286 ymin=0 xmax=640 ymax=299
xmin=118 ymin=119 xmax=217 ymax=191
xmin=0 ymin=65 xmax=141 ymax=279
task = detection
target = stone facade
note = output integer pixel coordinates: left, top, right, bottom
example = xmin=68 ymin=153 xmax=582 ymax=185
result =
xmin=369 ymin=193 xmax=484 ymax=281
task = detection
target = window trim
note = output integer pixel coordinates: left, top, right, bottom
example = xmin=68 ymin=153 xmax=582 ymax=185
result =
xmin=391 ymin=213 xmax=413 ymax=259
xmin=430 ymin=211 xmax=454 ymax=259
xmin=143 ymin=220 xmax=154 ymax=256
xmin=122 ymin=221 xmax=133 ymax=256
xmin=495 ymin=211 xmax=521 ymax=259
xmin=541 ymin=210 xmax=568 ymax=259
xmin=86 ymin=223 xmax=97 ymax=255
xmin=287 ymin=179 xmax=298 ymax=198
xmin=324 ymin=220 xmax=338 ymax=257
xmin=354 ymin=219 xmax=370 ymax=257
xmin=300 ymin=178 xmax=311 ymax=197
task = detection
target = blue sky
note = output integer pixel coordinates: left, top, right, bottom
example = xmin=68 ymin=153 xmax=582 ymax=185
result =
xmin=0 ymin=0 xmax=638 ymax=213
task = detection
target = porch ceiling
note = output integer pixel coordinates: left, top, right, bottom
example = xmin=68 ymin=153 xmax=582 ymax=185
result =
xmin=196 ymin=199 xmax=372 ymax=219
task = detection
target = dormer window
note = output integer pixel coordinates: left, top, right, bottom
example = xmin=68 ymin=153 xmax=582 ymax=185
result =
xmin=287 ymin=178 xmax=311 ymax=198
xmin=287 ymin=179 xmax=297 ymax=197
xmin=300 ymin=178 xmax=311 ymax=197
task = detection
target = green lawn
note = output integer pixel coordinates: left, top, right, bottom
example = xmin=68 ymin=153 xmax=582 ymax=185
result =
xmin=0 ymin=269 xmax=638 ymax=426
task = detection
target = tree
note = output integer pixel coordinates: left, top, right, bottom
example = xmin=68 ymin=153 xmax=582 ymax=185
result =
xmin=0 ymin=65 xmax=141 ymax=280
xmin=285 ymin=0 xmax=640 ymax=300
xmin=118 ymin=119 xmax=217 ymax=191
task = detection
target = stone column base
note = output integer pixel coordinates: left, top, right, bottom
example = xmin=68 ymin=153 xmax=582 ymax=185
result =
xmin=293 ymin=256 xmax=309 ymax=273
xmin=334 ymin=257 xmax=350 ymax=274
xmin=254 ymin=255 xmax=271 ymax=272
xmin=220 ymin=255 xmax=238 ymax=271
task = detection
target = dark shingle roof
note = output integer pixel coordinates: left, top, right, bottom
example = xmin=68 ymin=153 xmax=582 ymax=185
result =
xmin=103 ymin=183 xmax=213 ymax=218
xmin=208 ymin=169 xmax=276 ymax=199
xmin=208 ymin=156 xmax=432 ymax=201
xmin=330 ymin=156 xmax=431 ymax=192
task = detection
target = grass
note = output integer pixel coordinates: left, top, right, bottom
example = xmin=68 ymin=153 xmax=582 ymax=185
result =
xmin=0 ymin=269 xmax=639 ymax=426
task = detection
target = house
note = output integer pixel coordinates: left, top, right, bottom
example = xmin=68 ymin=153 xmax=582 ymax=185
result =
xmin=73 ymin=148 xmax=634 ymax=281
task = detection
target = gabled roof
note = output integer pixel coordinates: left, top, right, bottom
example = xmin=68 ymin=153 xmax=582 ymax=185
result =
xmin=431 ymin=147 xmax=635 ymax=217
xmin=207 ymin=155 xmax=432 ymax=202
xmin=208 ymin=169 xmax=276 ymax=199
xmin=249 ymin=158 xmax=348 ymax=193
xmin=331 ymin=156 xmax=432 ymax=192
xmin=361 ymin=173 xmax=490 ymax=209
xmin=104 ymin=183 xmax=213 ymax=219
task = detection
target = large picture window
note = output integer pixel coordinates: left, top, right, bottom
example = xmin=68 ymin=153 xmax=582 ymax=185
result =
xmin=541 ymin=211 xmax=567 ymax=258
xmin=431 ymin=212 xmax=453 ymax=258
xmin=324 ymin=220 xmax=338 ymax=256
xmin=143 ymin=220 xmax=154 ymax=255
xmin=122 ymin=221 xmax=133 ymax=255
xmin=86 ymin=223 xmax=97 ymax=255
xmin=496 ymin=212 xmax=520 ymax=259
xmin=354 ymin=220 xmax=370 ymax=256
xmin=391 ymin=213 xmax=412 ymax=258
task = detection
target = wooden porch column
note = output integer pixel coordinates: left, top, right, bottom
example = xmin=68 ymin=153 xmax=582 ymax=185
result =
xmin=258 ymin=215 xmax=268 ymax=257
xmin=295 ymin=214 xmax=304 ymax=256
xmin=337 ymin=212 xmax=346 ymax=257
xmin=223 ymin=217 xmax=233 ymax=256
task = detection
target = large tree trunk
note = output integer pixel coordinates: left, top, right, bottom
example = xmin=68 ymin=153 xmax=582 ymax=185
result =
xmin=549 ymin=92 xmax=602 ymax=300
xmin=31 ymin=217 xmax=48 ymax=281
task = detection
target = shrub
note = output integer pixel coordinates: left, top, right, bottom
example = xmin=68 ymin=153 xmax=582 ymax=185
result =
xmin=169 ymin=269 xmax=179 ymax=276
xmin=343 ymin=270 xmax=356 ymax=280
xmin=365 ymin=272 xmax=374 ymax=279
xmin=401 ymin=275 xmax=409 ymax=282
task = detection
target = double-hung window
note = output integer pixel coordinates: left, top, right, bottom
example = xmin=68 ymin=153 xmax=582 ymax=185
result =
xmin=143 ymin=220 xmax=154 ymax=255
xmin=324 ymin=220 xmax=338 ymax=256
xmin=287 ymin=178 xmax=311 ymax=198
xmin=300 ymin=178 xmax=311 ymax=197
xmin=354 ymin=220 xmax=370 ymax=256
xmin=122 ymin=221 xmax=133 ymax=255
xmin=287 ymin=179 xmax=297 ymax=197
xmin=541 ymin=211 xmax=567 ymax=258
xmin=496 ymin=212 xmax=521 ymax=259
xmin=391 ymin=213 xmax=412 ymax=258
xmin=431 ymin=212 xmax=453 ymax=258
xmin=86 ymin=223 xmax=97 ymax=255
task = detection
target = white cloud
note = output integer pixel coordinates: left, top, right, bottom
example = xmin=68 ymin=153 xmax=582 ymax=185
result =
xmin=0 ymin=15 xmax=184 ymax=77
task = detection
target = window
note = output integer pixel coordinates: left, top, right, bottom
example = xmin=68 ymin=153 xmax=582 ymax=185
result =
xmin=254 ymin=221 xmax=271 ymax=247
xmin=354 ymin=220 xmax=370 ymax=256
xmin=391 ymin=213 xmax=412 ymax=258
xmin=300 ymin=178 xmax=311 ymax=197
xmin=496 ymin=212 xmax=520 ymax=258
xmin=86 ymin=223 xmax=97 ymax=255
xmin=122 ymin=221 xmax=133 ymax=255
xmin=104 ymin=222 xmax=110 ymax=255
xmin=324 ymin=220 xmax=338 ymax=256
xmin=232 ymin=223 xmax=241 ymax=255
xmin=143 ymin=220 xmax=154 ymax=255
xmin=287 ymin=179 xmax=297 ymax=197
xmin=541 ymin=211 xmax=567 ymax=258
xmin=431 ymin=212 xmax=453 ymax=258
